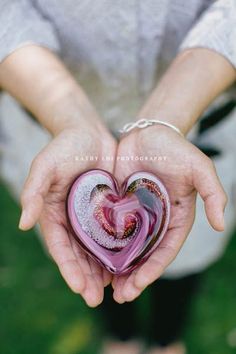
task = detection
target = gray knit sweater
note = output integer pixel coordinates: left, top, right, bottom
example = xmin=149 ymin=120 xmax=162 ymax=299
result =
xmin=0 ymin=0 xmax=236 ymax=132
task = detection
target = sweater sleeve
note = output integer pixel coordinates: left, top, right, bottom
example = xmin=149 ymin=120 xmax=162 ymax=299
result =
xmin=0 ymin=0 xmax=60 ymax=63
xmin=179 ymin=0 xmax=236 ymax=68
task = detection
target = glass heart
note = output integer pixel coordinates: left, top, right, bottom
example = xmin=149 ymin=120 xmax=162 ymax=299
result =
xmin=66 ymin=169 xmax=170 ymax=274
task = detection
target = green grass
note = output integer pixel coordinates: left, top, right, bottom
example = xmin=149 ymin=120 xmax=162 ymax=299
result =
xmin=0 ymin=182 xmax=236 ymax=354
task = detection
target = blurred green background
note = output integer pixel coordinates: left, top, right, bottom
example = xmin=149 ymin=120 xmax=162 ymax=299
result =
xmin=0 ymin=181 xmax=236 ymax=354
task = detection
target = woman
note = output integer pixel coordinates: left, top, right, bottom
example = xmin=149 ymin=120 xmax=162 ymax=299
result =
xmin=0 ymin=1 xmax=236 ymax=353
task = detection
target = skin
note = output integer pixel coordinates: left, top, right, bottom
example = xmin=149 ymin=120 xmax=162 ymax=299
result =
xmin=112 ymin=48 xmax=236 ymax=303
xmin=0 ymin=45 xmax=117 ymax=307
xmin=0 ymin=46 xmax=235 ymax=310
xmin=20 ymin=127 xmax=116 ymax=307
xmin=113 ymin=125 xmax=226 ymax=303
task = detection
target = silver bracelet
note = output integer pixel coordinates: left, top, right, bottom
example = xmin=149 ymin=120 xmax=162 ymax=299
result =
xmin=119 ymin=118 xmax=184 ymax=137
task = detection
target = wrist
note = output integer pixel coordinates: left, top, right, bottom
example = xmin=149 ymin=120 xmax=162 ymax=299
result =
xmin=0 ymin=45 xmax=103 ymax=137
xmin=34 ymin=78 xmax=104 ymax=136
xmin=136 ymin=48 xmax=236 ymax=136
xmin=136 ymin=109 xmax=194 ymax=136
xmin=48 ymin=87 xmax=100 ymax=136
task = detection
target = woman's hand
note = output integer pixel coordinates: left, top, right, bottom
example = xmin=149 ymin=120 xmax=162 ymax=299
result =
xmin=111 ymin=47 xmax=235 ymax=304
xmin=112 ymin=125 xmax=227 ymax=303
xmin=0 ymin=45 xmax=119 ymax=306
xmin=19 ymin=125 xmax=117 ymax=307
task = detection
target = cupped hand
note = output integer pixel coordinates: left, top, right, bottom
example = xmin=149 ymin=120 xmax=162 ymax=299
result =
xmin=112 ymin=125 xmax=227 ymax=303
xmin=19 ymin=125 xmax=117 ymax=307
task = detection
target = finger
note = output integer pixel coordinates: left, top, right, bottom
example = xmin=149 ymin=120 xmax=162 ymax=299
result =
xmin=82 ymin=257 xmax=105 ymax=307
xmin=111 ymin=275 xmax=118 ymax=289
xmin=193 ymin=158 xmax=227 ymax=231
xmin=102 ymin=269 xmax=113 ymax=287
xmin=132 ymin=224 xmax=191 ymax=294
xmin=116 ymin=270 xmax=140 ymax=303
xmin=19 ymin=154 xmax=54 ymax=230
xmin=40 ymin=219 xmax=86 ymax=294
xmin=70 ymin=238 xmax=105 ymax=307
xmin=112 ymin=274 xmax=129 ymax=303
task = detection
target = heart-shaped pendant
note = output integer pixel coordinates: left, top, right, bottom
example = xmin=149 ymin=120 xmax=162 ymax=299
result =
xmin=66 ymin=169 xmax=170 ymax=274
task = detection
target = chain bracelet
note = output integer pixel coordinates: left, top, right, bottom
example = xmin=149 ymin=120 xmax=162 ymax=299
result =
xmin=119 ymin=118 xmax=184 ymax=137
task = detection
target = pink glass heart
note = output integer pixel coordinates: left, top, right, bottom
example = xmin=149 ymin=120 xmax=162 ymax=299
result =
xmin=66 ymin=169 xmax=170 ymax=275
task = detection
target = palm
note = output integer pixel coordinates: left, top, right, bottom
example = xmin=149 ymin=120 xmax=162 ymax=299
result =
xmin=21 ymin=128 xmax=116 ymax=306
xmin=112 ymin=126 xmax=226 ymax=303
xmin=41 ymin=188 xmax=110 ymax=307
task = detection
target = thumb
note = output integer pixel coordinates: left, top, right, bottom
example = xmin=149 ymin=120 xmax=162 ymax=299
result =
xmin=19 ymin=154 xmax=54 ymax=230
xmin=193 ymin=157 xmax=227 ymax=232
